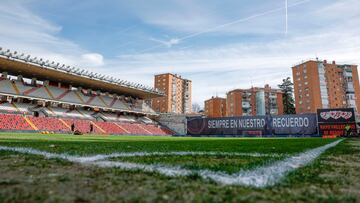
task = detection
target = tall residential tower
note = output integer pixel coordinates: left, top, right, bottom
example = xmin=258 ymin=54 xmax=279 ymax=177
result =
xmin=204 ymin=96 xmax=227 ymax=118
xmin=152 ymin=73 xmax=192 ymax=114
xmin=226 ymin=85 xmax=283 ymax=116
xmin=292 ymin=59 xmax=360 ymax=113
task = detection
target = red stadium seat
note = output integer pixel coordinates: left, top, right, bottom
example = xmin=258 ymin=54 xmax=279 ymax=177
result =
xmin=94 ymin=121 xmax=127 ymax=135
xmin=0 ymin=114 xmax=33 ymax=131
xmin=0 ymin=113 xmax=172 ymax=136
xmin=28 ymin=116 xmax=69 ymax=132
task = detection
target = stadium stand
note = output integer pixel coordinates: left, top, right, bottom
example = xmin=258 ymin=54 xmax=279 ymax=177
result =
xmin=14 ymin=103 xmax=33 ymax=114
xmin=0 ymin=102 xmax=18 ymax=113
xmin=143 ymin=124 xmax=170 ymax=135
xmin=0 ymin=114 xmax=33 ymax=131
xmin=0 ymin=47 xmax=173 ymax=136
xmin=138 ymin=116 xmax=154 ymax=124
xmin=28 ymin=116 xmax=69 ymax=132
xmin=0 ymin=80 xmax=18 ymax=94
xmin=120 ymin=123 xmax=149 ymax=135
xmin=94 ymin=122 xmax=126 ymax=135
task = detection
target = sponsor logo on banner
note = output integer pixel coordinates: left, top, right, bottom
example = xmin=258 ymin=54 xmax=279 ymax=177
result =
xmin=319 ymin=111 xmax=352 ymax=120
xmin=317 ymin=108 xmax=355 ymax=123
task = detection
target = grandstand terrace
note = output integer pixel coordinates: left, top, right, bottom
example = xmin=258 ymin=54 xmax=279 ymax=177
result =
xmin=0 ymin=47 xmax=173 ymax=136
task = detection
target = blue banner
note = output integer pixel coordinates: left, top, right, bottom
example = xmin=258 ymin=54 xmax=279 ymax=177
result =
xmin=187 ymin=114 xmax=318 ymax=136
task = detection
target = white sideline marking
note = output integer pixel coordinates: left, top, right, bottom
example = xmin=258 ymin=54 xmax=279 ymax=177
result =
xmin=0 ymin=139 xmax=342 ymax=187
xmin=199 ymin=139 xmax=343 ymax=187
xmin=80 ymin=151 xmax=284 ymax=162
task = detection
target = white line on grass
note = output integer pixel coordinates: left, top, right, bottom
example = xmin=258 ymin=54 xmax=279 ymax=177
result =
xmin=0 ymin=139 xmax=342 ymax=187
xmin=199 ymin=139 xmax=343 ymax=187
xmin=80 ymin=151 xmax=285 ymax=162
xmin=0 ymin=146 xmax=283 ymax=162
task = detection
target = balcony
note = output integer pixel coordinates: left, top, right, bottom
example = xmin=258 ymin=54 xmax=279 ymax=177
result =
xmin=346 ymin=83 xmax=355 ymax=92
xmin=242 ymin=101 xmax=251 ymax=109
xmin=344 ymin=71 xmax=352 ymax=77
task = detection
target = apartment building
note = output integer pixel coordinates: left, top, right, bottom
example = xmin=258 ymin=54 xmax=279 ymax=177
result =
xmin=204 ymin=96 xmax=227 ymax=118
xmin=292 ymin=59 xmax=360 ymax=113
xmin=226 ymin=85 xmax=284 ymax=116
xmin=151 ymin=73 xmax=192 ymax=114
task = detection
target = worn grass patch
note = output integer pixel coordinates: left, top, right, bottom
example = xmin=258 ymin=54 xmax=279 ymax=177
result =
xmin=0 ymin=133 xmax=358 ymax=202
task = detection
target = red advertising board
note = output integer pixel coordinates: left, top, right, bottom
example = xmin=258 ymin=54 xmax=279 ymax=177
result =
xmin=318 ymin=123 xmax=357 ymax=137
xmin=317 ymin=108 xmax=358 ymax=137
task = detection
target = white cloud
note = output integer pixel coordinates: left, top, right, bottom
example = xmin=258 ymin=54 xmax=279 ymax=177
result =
xmin=111 ymin=26 xmax=360 ymax=106
xmin=125 ymin=0 xmax=221 ymax=33
xmin=121 ymin=0 xmax=309 ymax=36
xmin=81 ymin=53 xmax=104 ymax=66
xmin=0 ymin=1 xmax=97 ymax=68
xmin=0 ymin=0 xmax=360 ymax=108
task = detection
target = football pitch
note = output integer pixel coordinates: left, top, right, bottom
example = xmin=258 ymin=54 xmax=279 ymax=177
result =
xmin=0 ymin=133 xmax=359 ymax=202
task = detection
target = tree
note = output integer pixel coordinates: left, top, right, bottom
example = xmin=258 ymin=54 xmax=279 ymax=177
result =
xmin=192 ymin=103 xmax=202 ymax=113
xmin=278 ymin=77 xmax=296 ymax=114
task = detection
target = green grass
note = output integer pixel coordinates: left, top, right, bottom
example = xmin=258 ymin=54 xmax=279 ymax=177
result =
xmin=0 ymin=133 xmax=358 ymax=202
xmin=0 ymin=133 xmax=335 ymax=155
xmin=110 ymin=155 xmax=284 ymax=173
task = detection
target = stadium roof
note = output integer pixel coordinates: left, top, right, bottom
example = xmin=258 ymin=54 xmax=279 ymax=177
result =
xmin=0 ymin=48 xmax=165 ymax=99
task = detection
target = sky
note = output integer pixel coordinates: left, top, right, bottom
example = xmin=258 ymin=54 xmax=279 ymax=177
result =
xmin=0 ymin=0 xmax=360 ymax=108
